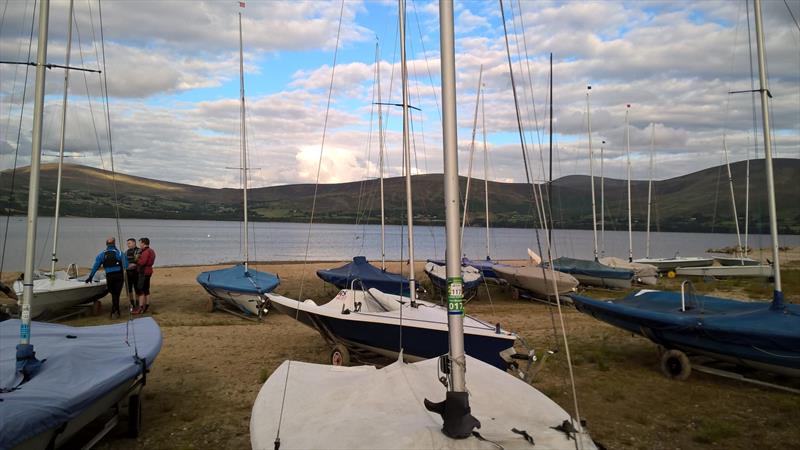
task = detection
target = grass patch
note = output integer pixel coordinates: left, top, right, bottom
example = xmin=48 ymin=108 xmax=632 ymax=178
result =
xmin=692 ymin=419 xmax=740 ymax=444
xmin=258 ymin=367 xmax=270 ymax=384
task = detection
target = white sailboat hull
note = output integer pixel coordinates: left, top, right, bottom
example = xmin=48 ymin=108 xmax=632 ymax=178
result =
xmin=251 ymin=356 xmax=595 ymax=450
xmin=13 ymin=274 xmax=108 ymax=319
xmin=633 ymin=257 xmax=714 ymax=272
xmin=675 ymin=264 xmax=773 ymax=278
xmin=202 ymin=286 xmax=261 ymax=316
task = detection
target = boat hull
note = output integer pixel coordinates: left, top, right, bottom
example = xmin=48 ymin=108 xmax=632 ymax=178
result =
xmin=494 ymin=265 xmax=578 ymax=297
xmin=13 ymin=277 xmax=108 ymax=319
xmin=571 ymin=291 xmax=800 ymax=377
xmin=714 ymin=256 xmax=761 ymax=266
xmin=267 ymin=291 xmax=516 ymax=370
xmin=633 ymin=257 xmax=715 ymax=272
xmin=196 ymin=265 xmax=279 ymax=316
xmin=675 ymin=264 xmax=773 ymax=278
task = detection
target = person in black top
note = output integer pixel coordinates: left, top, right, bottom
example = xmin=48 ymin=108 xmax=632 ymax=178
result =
xmin=125 ymin=238 xmax=141 ymax=309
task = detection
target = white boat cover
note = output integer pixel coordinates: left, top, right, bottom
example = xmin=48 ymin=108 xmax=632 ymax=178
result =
xmin=13 ymin=272 xmax=108 ymax=318
xmin=599 ymin=257 xmax=658 ymax=285
xmin=251 ymin=355 xmax=595 ymax=450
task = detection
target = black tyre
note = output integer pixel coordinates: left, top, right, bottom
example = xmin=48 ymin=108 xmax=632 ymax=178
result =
xmin=330 ymin=344 xmax=350 ymax=367
xmin=205 ymin=297 xmax=216 ymax=313
xmin=660 ymin=349 xmax=691 ymax=380
xmin=128 ymin=394 xmax=142 ymax=438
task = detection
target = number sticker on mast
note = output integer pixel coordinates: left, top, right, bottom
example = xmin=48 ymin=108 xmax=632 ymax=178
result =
xmin=447 ymin=277 xmax=464 ymax=315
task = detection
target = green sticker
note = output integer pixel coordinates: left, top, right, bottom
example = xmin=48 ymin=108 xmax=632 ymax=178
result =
xmin=447 ymin=277 xmax=464 ymax=314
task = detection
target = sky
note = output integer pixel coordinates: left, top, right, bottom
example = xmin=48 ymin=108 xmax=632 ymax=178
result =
xmin=1 ymin=0 xmax=798 ymax=190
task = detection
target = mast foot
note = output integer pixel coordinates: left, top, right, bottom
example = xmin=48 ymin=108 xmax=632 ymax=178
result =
xmin=424 ymin=391 xmax=481 ymax=439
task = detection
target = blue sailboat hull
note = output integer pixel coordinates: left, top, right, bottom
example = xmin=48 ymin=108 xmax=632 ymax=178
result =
xmin=571 ymin=291 xmax=800 ymax=376
xmin=316 ymin=256 xmax=410 ymax=296
xmin=548 ymin=257 xmax=634 ymax=289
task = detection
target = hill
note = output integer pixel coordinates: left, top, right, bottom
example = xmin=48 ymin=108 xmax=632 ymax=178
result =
xmin=0 ymin=159 xmax=798 ymax=234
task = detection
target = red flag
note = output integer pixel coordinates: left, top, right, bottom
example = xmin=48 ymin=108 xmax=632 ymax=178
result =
xmin=239 ymin=1 xmax=245 ymax=7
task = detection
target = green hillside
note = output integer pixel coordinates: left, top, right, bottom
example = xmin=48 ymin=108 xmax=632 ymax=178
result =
xmin=0 ymin=159 xmax=797 ymax=234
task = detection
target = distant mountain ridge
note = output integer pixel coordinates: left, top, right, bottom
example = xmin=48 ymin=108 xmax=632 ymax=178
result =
xmin=1 ymin=159 xmax=798 ymax=234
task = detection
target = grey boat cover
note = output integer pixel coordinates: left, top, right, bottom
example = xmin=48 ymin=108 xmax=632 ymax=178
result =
xmin=549 ymin=257 xmax=634 ymax=281
xmin=0 ymin=318 xmax=162 ymax=449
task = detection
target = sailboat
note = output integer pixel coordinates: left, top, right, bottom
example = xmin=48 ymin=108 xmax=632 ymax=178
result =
xmin=267 ymin=2 xmax=514 ymax=370
xmin=598 ymin=108 xmax=658 ymax=285
xmin=675 ymin=142 xmax=771 ymax=278
xmin=548 ymin=86 xmax=634 ymax=289
xmin=8 ymin=2 xmax=108 ymax=319
xmin=316 ymin=48 xmax=411 ymax=297
xmin=196 ymin=10 xmax=279 ymax=317
xmin=571 ymin=0 xmax=799 ymax=380
xmin=0 ymin=2 xmax=162 ymax=448
xmin=252 ymin=3 xmax=596 ymax=448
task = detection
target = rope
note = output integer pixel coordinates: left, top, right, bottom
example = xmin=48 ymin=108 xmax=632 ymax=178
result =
xmin=274 ymin=360 xmax=292 ymax=448
xmin=296 ymin=0 xmax=345 ymax=307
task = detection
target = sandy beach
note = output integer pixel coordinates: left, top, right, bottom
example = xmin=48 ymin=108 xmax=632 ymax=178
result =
xmin=8 ymin=254 xmax=800 ymax=450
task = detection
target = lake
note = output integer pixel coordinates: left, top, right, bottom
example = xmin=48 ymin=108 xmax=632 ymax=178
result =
xmin=0 ymin=217 xmax=797 ymax=273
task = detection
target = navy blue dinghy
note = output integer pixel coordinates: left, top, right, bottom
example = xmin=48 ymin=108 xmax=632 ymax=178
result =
xmin=571 ymin=290 xmax=800 ymax=377
xmin=317 ymin=256 xmax=410 ymax=296
xmin=1 ymin=318 xmax=162 ymax=449
xmin=197 ymin=263 xmax=280 ymax=316
xmin=548 ymin=256 xmax=634 ymax=289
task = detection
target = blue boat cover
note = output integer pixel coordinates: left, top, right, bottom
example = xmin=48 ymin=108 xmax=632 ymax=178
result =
xmin=0 ymin=318 xmax=162 ymax=449
xmin=317 ymin=256 xmax=410 ymax=296
xmin=197 ymin=264 xmax=280 ymax=295
xmin=549 ymin=257 xmax=633 ymax=280
xmin=571 ymin=291 xmax=800 ymax=372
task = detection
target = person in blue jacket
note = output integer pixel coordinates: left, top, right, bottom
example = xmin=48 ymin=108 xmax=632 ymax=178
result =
xmin=87 ymin=237 xmax=128 ymax=318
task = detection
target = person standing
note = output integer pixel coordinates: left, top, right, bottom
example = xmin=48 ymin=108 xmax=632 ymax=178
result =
xmin=135 ymin=237 xmax=155 ymax=314
xmin=125 ymin=238 xmax=141 ymax=309
xmin=87 ymin=237 xmax=128 ymax=318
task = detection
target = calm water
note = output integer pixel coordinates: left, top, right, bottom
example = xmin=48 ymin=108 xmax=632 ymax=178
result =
xmin=0 ymin=217 xmax=797 ymax=272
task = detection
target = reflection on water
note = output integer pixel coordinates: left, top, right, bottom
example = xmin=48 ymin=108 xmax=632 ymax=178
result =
xmin=0 ymin=217 xmax=795 ymax=272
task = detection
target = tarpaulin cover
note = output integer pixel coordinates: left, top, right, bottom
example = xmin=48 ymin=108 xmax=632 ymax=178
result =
xmin=549 ymin=257 xmax=634 ymax=280
xmin=197 ymin=263 xmax=279 ymax=295
xmin=428 ymin=257 xmax=506 ymax=279
xmin=316 ymin=256 xmax=410 ymax=296
xmin=0 ymin=318 xmax=162 ymax=449
xmin=571 ymin=290 xmax=800 ymax=372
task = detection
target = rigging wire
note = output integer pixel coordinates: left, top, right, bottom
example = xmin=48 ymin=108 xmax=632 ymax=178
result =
xmin=0 ymin=0 xmax=37 ymax=277
xmin=297 ymin=0 xmax=346 ymax=304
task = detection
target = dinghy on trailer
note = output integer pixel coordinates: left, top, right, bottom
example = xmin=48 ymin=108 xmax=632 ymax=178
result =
xmin=548 ymin=256 xmax=634 ymax=289
xmin=0 ymin=318 xmax=162 ymax=449
xmin=196 ymin=10 xmax=279 ymax=317
xmin=423 ymin=261 xmax=482 ymax=299
xmin=572 ymin=0 xmax=799 ymax=384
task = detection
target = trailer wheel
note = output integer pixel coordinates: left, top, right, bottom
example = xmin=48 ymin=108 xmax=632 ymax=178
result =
xmin=128 ymin=394 xmax=142 ymax=438
xmin=660 ymin=349 xmax=691 ymax=380
xmin=205 ymin=297 xmax=216 ymax=313
xmin=331 ymin=344 xmax=350 ymax=367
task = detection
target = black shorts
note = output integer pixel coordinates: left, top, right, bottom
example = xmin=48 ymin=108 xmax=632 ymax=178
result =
xmin=126 ymin=270 xmax=140 ymax=295
xmin=137 ymin=274 xmax=152 ymax=295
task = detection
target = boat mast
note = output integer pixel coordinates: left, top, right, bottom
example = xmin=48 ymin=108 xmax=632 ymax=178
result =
xmin=239 ymin=11 xmax=250 ymax=269
xmin=625 ymin=105 xmax=633 ymax=262
xmin=376 ymin=42 xmax=386 ymax=270
xmin=753 ymin=0 xmax=783 ymax=307
xmin=20 ymin=0 xmax=50 ymax=349
xmin=586 ymin=86 xmax=598 ymax=261
xmin=399 ymin=0 xmax=416 ymax=303
xmin=548 ymin=53 xmax=554 ymax=249
xmin=646 ymin=124 xmax=654 ymax=259
xmin=600 ymin=140 xmax=605 ymax=257
xmin=459 ymin=66 xmax=483 ymax=251
xmin=424 ymin=0 xmax=479 ymax=438
xmin=482 ymin=83 xmax=490 ymax=260
xmin=722 ymin=137 xmax=744 ymax=262
xmin=49 ymin=0 xmax=74 ymax=279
